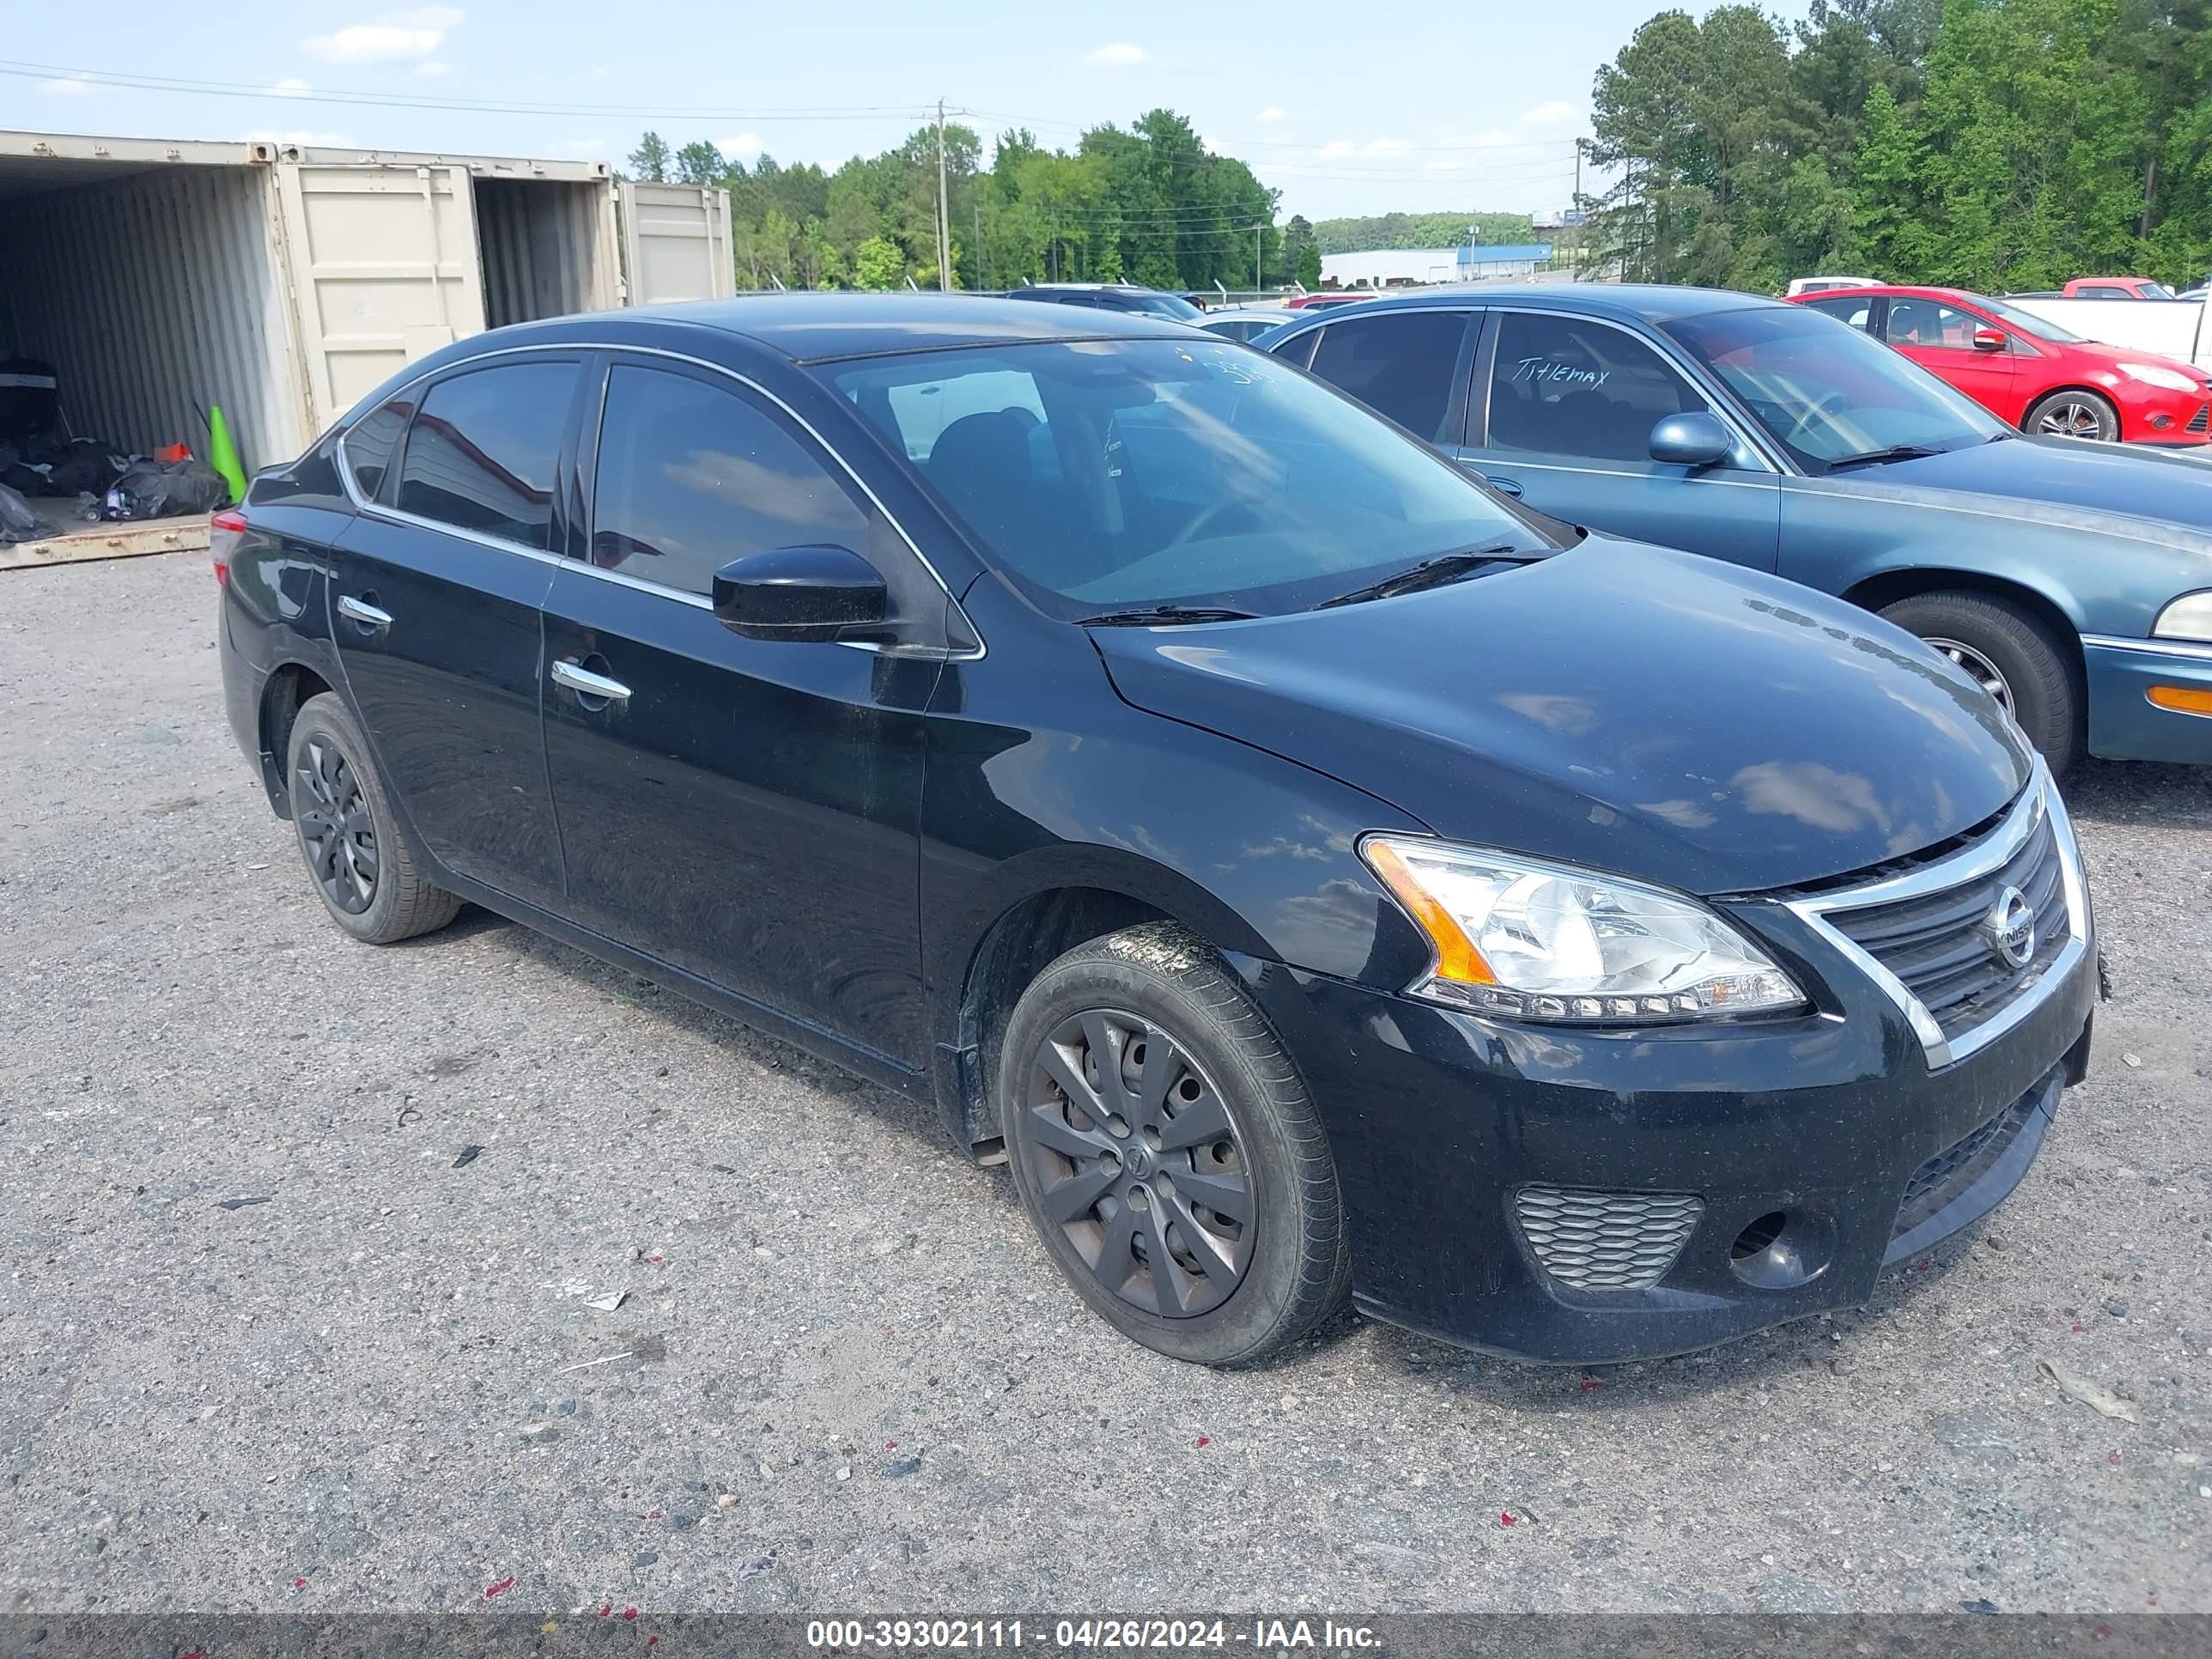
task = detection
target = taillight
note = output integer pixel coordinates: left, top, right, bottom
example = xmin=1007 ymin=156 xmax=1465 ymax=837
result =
xmin=210 ymin=507 xmax=246 ymax=586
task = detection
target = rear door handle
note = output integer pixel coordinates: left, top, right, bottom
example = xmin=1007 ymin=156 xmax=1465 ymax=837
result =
xmin=337 ymin=594 xmax=393 ymax=629
xmin=551 ymin=659 xmax=632 ymax=702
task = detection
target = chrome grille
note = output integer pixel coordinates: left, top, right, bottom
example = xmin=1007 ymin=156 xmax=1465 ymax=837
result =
xmin=1825 ymin=810 xmax=2067 ymax=1042
xmin=1516 ymin=1186 xmax=1703 ymax=1291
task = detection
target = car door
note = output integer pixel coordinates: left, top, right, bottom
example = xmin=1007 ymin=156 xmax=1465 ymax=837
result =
xmin=1882 ymin=296 xmax=2021 ymax=422
xmin=329 ymin=356 xmax=584 ymax=910
xmin=538 ymin=355 xmax=950 ymax=1067
xmin=1454 ymin=308 xmax=1781 ymax=572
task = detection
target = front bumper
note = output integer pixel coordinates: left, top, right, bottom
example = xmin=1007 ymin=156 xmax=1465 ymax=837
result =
xmin=1239 ymin=773 xmax=2099 ymax=1365
xmin=2083 ymin=635 xmax=2212 ymax=763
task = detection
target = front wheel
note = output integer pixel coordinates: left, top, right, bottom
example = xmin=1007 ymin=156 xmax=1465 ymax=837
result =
xmin=1878 ymin=591 xmax=2082 ymax=775
xmin=2023 ymin=389 xmax=2119 ymax=442
xmin=997 ymin=923 xmax=1349 ymax=1366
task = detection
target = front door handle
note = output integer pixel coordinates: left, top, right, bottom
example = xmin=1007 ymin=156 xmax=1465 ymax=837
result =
xmin=552 ymin=658 xmax=632 ymax=703
xmin=1482 ymin=474 xmax=1524 ymax=498
xmin=337 ymin=594 xmax=393 ymax=629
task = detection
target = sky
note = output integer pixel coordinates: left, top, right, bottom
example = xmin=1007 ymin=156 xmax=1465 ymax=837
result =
xmin=7 ymin=1 xmax=1811 ymax=223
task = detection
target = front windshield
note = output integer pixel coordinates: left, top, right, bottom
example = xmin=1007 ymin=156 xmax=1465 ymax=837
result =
xmin=1976 ymin=295 xmax=2082 ymax=341
xmin=1662 ymin=305 xmax=2009 ymax=471
xmin=828 ymin=338 xmax=1540 ymax=617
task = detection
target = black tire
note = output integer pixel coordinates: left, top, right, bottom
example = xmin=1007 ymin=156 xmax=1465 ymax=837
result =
xmin=285 ymin=692 xmax=461 ymax=944
xmin=2022 ymin=388 xmax=2119 ymax=442
xmin=1879 ymin=590 xmax=2082 ymax=775
xmin=997 ymin=922 xmax=1350 ymax=1366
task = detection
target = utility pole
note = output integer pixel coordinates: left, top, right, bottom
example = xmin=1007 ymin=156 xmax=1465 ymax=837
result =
xmin=975 ymin=195 xmax=984 ymax=290
xmin=1571 ymin=141 xmax=1583 ymax=283
xmin=935 ymin=98 xmax=953 ymax=292
xmin=1235 ymin=224 xmax=1267 ymax=296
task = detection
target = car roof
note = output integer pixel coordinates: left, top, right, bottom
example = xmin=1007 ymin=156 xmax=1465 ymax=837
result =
xmin=1833 ymin=284 xmax=1988 ymax=303
xmin=1266 ymin=283 xmax=1788 ymax=329
xmin=518 ymin=293 xmax=1206 ymax=364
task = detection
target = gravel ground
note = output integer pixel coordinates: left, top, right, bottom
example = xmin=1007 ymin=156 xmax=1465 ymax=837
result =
xmin=2 ymin=550 xmax=2208 ymax=1616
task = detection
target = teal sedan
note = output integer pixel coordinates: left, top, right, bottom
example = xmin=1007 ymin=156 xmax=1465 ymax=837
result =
xmin=1260 ymin=286 xmax=2212 ymax=772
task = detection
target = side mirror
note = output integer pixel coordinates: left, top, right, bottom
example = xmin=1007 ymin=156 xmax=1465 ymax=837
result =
xmin=1971 ymin=327 xmax=2008 ymax=352
xmin=1649 ymin=411 xmax=1735 ymax=469
xmin=711 ymin=544 xmax=886 ymax=642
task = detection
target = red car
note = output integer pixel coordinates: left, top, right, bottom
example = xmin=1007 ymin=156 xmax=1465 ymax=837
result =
xmin=1790 ymin=283 xmax=2211 ymax=445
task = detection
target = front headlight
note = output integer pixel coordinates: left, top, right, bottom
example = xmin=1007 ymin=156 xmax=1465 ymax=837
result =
xmin=2118 ymin=362 xmax=2204 ymax=393
xmin=1362 ymin=837 xmax=1808 ymax=1024
xmin=2154 ymin=589 xmax=2212 ymax=641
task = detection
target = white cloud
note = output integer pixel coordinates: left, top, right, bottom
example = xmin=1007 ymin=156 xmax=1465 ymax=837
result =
xmin=1255 ymin=107 xmax=1285 ymax=125
xmin=415 ymin=60 xmax=452 ymax=77
xmin=1319 ymin=137 xmax=1413 ymax=158
xmin=245 ymin=128 xmax=358 ymax=147
xmin=719 ymin=133 xmax=763 ymax=161
xmin=38 ymin=76 xmax=93 ymax=95
xmin=270 ymin=78 xmax=312 ymax=98
xmin=302 ymin=7 xmax=462 ymax=64
xmin=1085 ymin=42 xmax=1145 ymax=68
xmin=1519 ymin=100 xmax=1582 ymax=128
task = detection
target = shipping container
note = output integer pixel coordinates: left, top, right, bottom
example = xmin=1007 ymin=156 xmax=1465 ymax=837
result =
xmin=0 ymin=129 xmax=733 ymax=568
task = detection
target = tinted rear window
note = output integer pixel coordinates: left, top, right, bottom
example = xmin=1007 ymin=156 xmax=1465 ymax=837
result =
xmin=396 ymin=362 xmax=577 ymax=550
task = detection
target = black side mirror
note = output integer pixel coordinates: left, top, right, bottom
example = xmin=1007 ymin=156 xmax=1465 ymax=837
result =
xmin=1649 ymin=411 xmax=1735 ymax=469
xmin=711 ymin=545 xmax=887 ymax=642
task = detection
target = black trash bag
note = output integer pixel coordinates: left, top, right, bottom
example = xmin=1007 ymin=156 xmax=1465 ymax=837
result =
xmin=31 ymin=438 xmax=125 ymax=496
xmin=100 ymin=456 xmax=228 ymax=522
xmin=0 ymin=479 xmax=58 ymax=547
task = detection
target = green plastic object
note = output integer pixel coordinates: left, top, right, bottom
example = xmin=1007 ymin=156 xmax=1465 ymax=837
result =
xmin=205 ymin=403 xmax=247 ymax=505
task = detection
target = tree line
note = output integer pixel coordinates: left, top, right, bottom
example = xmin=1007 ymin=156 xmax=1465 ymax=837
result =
xmin=625 ymin=113 xmax=1325 ymax=294
xmin=1586 ymin=0 xmax=2212 ymax=294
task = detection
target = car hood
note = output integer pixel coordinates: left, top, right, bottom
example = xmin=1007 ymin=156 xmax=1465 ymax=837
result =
xmin=1091 ymin=539 xmax=2030 ymax=896
xmin=1857 ymin=434 xmax=2212 ymax=546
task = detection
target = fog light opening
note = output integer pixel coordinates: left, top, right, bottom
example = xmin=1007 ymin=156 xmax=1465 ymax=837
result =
xmin=1731 ymin=1212 xmax=1787 ymax=1261
xmin=1727 ymin=1209 xmax=1834 ymax=1291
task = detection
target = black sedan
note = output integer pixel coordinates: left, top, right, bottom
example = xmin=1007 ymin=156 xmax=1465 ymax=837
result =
xmin=216 ymin=296 xmax=2094 ymax=1366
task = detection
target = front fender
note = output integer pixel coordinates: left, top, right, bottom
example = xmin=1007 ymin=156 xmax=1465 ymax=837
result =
xmin=1780 ymin=474 xmax=2212 ymax=637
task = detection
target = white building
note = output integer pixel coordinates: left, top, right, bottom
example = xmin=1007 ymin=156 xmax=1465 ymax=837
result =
xmin=1320 ymin=241 xmax=1556 ymax=290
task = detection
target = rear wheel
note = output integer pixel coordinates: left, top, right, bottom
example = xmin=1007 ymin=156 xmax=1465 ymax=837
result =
xmin=2023 ymin=389 xmax=2119 ymax=442
xmin=998 ymin=923 xmax=1349 ymax=1366
xmin=286 ymin=693 xmax=461 ymax=944
xmin=1878 ymin=591 xmax=2082 ymax=775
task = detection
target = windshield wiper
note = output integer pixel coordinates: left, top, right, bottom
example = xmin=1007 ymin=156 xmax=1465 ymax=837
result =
xmin=1824 ymin=443 xmax=1950 ymax=472
xmin=1074 ymin=605 xmax=1261 ymax=627
xmin=1312 ymin=543 xmax=1534 ymax=611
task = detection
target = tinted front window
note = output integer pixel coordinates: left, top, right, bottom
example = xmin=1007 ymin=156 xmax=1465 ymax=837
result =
xmin=829 ymin=337 xmax=1536 ymax=619
xmin=344 ymin=397 xmax=413 ymax=499
xmin=1885 ymin=298 xmax=1992 ymax=351
xmin=396 ymin=362 xmax=575 ymax=550
xmin=590 ymin=365 xmax=872 ymax=596
xmin=1306 ymin=311 xmax=1468 ymax=441
xmin=1486 ymin=311 xmax=1702 ymax=463
xmin=1663 ymin=304 xmax=2007 ymax=470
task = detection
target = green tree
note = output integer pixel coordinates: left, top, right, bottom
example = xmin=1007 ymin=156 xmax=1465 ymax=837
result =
xmin=1849 ymin=81 xmax=1929 ymax=276
xmin=625 ymin=131 xmax=672 ymax=183
xmin=852 ymin=235 xmax=905 ymax=290
xmin=1296 ymin=240 xmax=1322 ymax=288
xmin=672 ymin=141 xmax=726 ymax=188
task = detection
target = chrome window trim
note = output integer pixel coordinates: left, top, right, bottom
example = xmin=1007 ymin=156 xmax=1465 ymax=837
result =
xmin=1476 ymin=305 xmax=1787 ymax=475
xmin=2083 ymin=631 xmax=2212 ymax=663
xmin=332 ymin=340 xmax=984 ymax=661
xmin=1780 ymin=756 xmax=2089 ymax=1071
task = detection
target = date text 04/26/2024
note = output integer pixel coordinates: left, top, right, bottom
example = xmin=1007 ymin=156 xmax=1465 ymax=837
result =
xmin=805 ymin=1620 xmax=1382 ymax=1650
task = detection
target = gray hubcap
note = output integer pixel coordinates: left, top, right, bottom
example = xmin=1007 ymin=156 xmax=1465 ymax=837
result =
xmin=1020 ymin=1008 xmax=1255 ymax=1319
xmin=1924 ymin=635 xmax=2014 ymax=712
xmin=2035 ymin=399 xmax=2108 ymax=439
xmin=295 ymin=738 xmax=378 ymax=915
